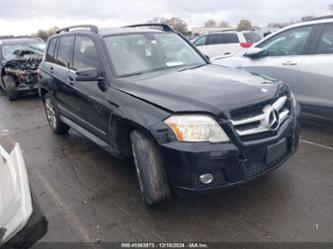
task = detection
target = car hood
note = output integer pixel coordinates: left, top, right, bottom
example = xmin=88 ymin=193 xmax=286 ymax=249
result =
xmin=212 ymin=54 xmax=248 ymax=68
xmin=113 ymin=64 xmax=282 ymax=117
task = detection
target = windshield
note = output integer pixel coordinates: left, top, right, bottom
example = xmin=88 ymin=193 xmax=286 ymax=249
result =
xmin=104 ymin=33 xmax=206 ymax=77
xmin=2 ymin=42 xmax=46 ymax=61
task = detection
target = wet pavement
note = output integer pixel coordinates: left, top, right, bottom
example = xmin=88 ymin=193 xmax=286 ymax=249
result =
xmin=0 ymin=93 xmax=332 ymax=243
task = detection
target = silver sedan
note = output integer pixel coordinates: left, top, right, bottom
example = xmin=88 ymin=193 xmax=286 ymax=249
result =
xmin=213 ymin=17 xmax=333 ymax=122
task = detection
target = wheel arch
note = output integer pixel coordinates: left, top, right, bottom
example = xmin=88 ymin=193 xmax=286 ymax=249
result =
xmin=110 ymin=115 xmax=162 ymax=158
xmin=39 ymin=87 xmax=49 ymax=101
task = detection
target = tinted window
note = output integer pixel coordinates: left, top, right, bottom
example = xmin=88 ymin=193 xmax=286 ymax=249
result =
xmin=316 ymin=24 xmax=333 ymax=54
xmin=73 ymin=36 xmax=99 ymax=70
xmin=193 ymin=36 xmax=207 ymax=46
xmin=46 ymin=38 xmax=57 ymax=62
xmin=55 ymin=36 xmax=74 ymax=68
xmin=243 ymin=32 xmax=262 ymax=43
xmin=207 ymin=33 xmax=239 ymax=45
xmin=258 ymin=26 xmax=313 ymax=56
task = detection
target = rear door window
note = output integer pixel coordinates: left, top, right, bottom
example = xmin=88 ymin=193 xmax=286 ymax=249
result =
xmin=55 ymin=36 xmax=74 ymax=68
xmin=207 ymin=33 xmax=239 ymax=45
xmin=315 ymin=24 xmax=333 ymax=54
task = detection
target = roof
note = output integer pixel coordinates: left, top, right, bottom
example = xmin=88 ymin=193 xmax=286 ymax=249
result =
xmin=292 ymin=17 xmax=333 ymax=28
xmin=0 ymin=38 xmax=42 ymax=45
xmin=50 ymin=27 xmax=164 ymax=40
xmin=53 ymin=24 xmax=171 ymax=38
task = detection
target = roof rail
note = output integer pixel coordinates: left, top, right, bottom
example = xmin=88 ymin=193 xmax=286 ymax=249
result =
xmin=123 ymin=23 xmax=173 ymax=32
xmin=308 ymin=15 xmax=333 ymax=21
xmin=56 ymin=25 xmax=98 ymax=34
xmin=221 ymin=28 xmax=238 ymax=32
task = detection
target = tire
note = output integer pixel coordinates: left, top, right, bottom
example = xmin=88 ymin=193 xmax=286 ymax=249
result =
xmin=3 ymin=75 xmax=19 ymax=101
xmin=130 ymin=130 xmax=171 ymax=206
xmin=43 ymin=93 xmax=69 ymax=134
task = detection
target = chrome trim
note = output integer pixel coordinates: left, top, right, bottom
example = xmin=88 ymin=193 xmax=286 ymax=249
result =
xmin=231 ymin=96 xmax=290 ymax=137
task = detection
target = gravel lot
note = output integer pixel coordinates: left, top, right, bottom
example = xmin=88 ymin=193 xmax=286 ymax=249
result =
xmin=0 ymin=93 xmax=333 ymax=244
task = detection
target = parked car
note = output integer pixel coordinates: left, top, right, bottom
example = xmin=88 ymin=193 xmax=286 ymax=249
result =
xmin=39 ymin=24 xmax=300 ymax=206
xmin=0 ymin=143 xmax=47 ymax=248
xmin=213 ymin=16 xmax=333 ymax=122
xmin=192 ymin=30 xmax=262 ymax=58
xmin=0 ymin=38 xmax=46 ymax=100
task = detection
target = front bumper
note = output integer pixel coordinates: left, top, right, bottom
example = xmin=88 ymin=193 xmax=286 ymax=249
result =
xmin=2 ymin=191 xmax=48 ymax=249
xmin=16 ymin=82 xmax=39 ymax=92
xmin=160 ymin=116 xmax=300 ymax=193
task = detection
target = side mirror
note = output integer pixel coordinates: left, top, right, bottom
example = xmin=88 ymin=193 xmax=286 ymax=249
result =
xmin=244 ymin=47 xmax=266 ymax=59
xmin=75 ymin=67 xmax=100 ymax=81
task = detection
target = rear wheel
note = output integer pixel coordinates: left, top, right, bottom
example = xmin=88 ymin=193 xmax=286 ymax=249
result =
xmin=3 ymin=75 xmax=19 ymax=101
xmin=43 ymin=93 xmax=69 ymax=134
xmin=130 ymin=130 xmax=171 ymax=206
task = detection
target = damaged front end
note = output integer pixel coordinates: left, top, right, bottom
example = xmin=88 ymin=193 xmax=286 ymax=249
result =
xmin=1 ymin=41 xmax=45 ymax=100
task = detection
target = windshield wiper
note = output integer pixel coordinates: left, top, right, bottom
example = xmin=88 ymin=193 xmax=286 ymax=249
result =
xmin=119 ymin=72 xmax=144 ymax=78
xmin=118 ymin=66 xmax=172 ymax=78
xmin=177 ymin=64 xmax=206 ymax=72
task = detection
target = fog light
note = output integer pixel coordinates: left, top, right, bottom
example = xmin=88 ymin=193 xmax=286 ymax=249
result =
xmin=199 ymin=173 xmax=213 ymax=184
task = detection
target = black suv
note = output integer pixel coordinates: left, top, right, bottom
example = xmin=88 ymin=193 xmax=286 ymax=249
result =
xmin=39 ymin=24 xmax=300 ymax=205
xmin=0 ymin=38 xmax=45 ymax=100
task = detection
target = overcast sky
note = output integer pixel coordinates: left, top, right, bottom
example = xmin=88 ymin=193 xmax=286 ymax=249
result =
xmin=0 ymin=0 xmax=332 ymax=35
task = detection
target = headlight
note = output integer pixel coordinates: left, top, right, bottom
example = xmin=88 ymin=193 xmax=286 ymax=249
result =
xmin=164 ymin=115 xmax=230 ymax=143
xmin=290 ymin=91 xmax=297 ymax=107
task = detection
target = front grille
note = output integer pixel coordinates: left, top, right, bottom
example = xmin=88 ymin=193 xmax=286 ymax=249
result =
xmin=245 ymin=146 xmax=289 ymax=177
xmin=230 ymin=96 xmax=291 ymax=141
xmin=246 ymin=160 xmax=269 ymax=177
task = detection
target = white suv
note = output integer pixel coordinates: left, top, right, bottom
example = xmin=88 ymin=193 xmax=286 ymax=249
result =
xmin=192 ymin=30 xmax=262 ymax=58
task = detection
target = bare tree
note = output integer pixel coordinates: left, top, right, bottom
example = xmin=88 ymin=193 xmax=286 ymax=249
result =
xmin=34 ymin=26 xmax=58 ymax=41
xmin=219 ymin=21 xmax=231 ymax=28
xmin=237 ymin=19 xmax=252 ymax=31
xmin=163 ymin=17 xmax=188 ymax=34
xmin=205 ymin=19 xmax=217 ymax=27
xmin=148 ymin=17 xmax=166 ymax=24
xmin=301 ymin=16 xmax=315 ymax=22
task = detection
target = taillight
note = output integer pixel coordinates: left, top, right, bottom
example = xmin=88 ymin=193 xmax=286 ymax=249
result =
xmin=240 ymin=42 xmax=253 ymax=48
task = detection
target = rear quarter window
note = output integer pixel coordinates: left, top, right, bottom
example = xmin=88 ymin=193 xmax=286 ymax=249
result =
xmin=243 ymin=32 xmax=262 ymax=43
xmin=207 ymin=33 xmax=239 ymax=45
xmin=46 ymin=38 xmax=57 ymax=63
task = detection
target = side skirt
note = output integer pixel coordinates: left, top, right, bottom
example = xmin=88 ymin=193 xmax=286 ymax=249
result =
xmin=60 ymin=115 xmax=123 ymax=159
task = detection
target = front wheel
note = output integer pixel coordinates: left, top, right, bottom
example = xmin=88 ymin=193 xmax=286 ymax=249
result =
xmin=3 ymin=75 xmax=19 ymax=101
xmin=43 ymin=93 xmax=69 ymax=134
xmin=130 ymin=130 xmax=171 ymax=206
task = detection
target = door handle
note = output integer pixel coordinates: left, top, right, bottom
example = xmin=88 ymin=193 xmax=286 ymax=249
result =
xmin=68 ymin=76 xmax=74 ymax=85
xmin=282 ymin=61 xmax=298 ymax=66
